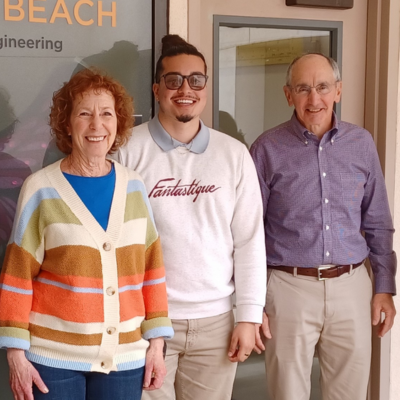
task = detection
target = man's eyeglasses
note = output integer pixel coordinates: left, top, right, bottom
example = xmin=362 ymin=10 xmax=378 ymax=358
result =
xmin=160 ymin=73 xmax=208 ymax=91
xmin=289 ymin=82 xmax=338 ymax=96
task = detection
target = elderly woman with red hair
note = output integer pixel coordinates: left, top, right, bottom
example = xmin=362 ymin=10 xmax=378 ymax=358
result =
xmin=0 ymin=69 xmax=173 ymax=400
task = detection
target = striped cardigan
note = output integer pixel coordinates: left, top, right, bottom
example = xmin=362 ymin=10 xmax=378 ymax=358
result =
xmin=0 ymin=159 xmax=173 ymax=373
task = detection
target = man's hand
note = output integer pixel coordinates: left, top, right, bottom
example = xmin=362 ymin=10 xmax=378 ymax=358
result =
xmin=254 ymin=309 xmax=272 ymax=354
xmin=143 ymin=338 xmax=167 ymax=391
xmin=261 ymin=310 xmax=272 ymax=340
xmin=7 ymin=348 xmax=48 ymax=400
xmin=254 ymin=323 xmax=264 ymax=354
xmin=228 ymin=322 xmax=256 ymax=362
xmin=372 ymin=293 xmax=396 ymax=337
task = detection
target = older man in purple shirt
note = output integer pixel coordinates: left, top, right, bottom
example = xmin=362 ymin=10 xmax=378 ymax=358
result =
xmin=250 ymin=53 xmax=396 ymax=400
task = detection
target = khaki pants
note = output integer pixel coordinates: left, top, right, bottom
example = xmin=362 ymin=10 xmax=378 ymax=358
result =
xmin=265 ymin=264 xmax=372 ymax=400
xmin=142 ymin=311 xmax=237 ymax=400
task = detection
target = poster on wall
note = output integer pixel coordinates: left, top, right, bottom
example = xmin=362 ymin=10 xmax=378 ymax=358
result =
xmin=0 ymin=0 xmax=156 ymax=268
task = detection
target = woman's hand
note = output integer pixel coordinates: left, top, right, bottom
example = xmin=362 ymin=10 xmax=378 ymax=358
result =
xmin=7 ymin=348 xmax=48 ymax=400
xmin=143 ymin=338 xmax=167 ymax=391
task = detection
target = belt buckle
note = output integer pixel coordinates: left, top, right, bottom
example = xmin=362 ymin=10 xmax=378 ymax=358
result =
xmin=317 ymin=265 xmax=332 ymax=281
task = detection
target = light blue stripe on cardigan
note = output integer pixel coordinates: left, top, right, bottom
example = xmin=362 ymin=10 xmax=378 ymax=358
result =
xmin=27 ymin=353 xmax=146 ymax=372
xmin=35 ymin=278 xmax=103 ymax=294
xmin=127 ymin=179 xmax=155 ymax=225
xmin=34 ymin=277 xmax=167 ymax=295
xmin=119 ymin=277 xmax=166 ymax=293
xmin=117 ymin=358 xmax=146 ymax=371
xmin=26 ymin=353 xmax=92 ymax=371
xmin=0 ymin=337 xmax=30 ymax=350
xmin=0 ymin=283 xmax=32 ymax=295
xmin=119 ymin=283 xmax=143 ymax=293
xmin=142 ymin=326 xmax=174 ymax=341
xmin=14 ymin=187 xmax=60 ymax=246
xmin=143 ymin=277 xmax=166 ymax=286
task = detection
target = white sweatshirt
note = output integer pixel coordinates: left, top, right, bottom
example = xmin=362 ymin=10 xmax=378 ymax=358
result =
xmin=118 ymin=118 xmax=266 ymax=323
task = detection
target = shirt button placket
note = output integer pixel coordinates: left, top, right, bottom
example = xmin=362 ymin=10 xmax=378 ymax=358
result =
xmin=319 ymin=142 xmax=332 ymax=263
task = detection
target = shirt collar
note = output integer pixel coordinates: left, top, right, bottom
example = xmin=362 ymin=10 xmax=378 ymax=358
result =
xmin=290 ymin=111 xmax=339 ymax=143
xmin=148 ymin=115 xmax=210 ymax=154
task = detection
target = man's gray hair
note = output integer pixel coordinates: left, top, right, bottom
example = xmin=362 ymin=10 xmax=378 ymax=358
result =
xmin=285 ymin=53 xmax=341 ymax=87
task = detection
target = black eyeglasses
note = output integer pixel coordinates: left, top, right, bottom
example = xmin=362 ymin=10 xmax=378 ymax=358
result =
xmin=160 ymin=73 xmax=208 ymax=91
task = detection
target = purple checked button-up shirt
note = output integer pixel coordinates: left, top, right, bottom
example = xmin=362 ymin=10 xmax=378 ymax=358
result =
xmin=250 ymin=113 xmax=396 ymax=294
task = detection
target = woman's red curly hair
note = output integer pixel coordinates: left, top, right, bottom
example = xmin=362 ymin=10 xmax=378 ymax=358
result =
xmin=49 ymin=68 xmax=134 ymax=154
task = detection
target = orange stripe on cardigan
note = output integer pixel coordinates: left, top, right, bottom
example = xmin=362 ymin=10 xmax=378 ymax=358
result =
xmin=31 ymin=282 xmax=104 ymax=323
xmin=0 ymin=290 xmax=32 ymax=325
xmin=119 ymin=291 xmax=146 ymax=322
xmin=0 ymin=274 xmax=32 ymax=291
xmin=142 ymin=282 xmax=169 ymax=320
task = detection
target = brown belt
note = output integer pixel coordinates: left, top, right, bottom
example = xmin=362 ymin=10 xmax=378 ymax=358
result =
xmin=268 ymin=261 xmax=363 ymax=281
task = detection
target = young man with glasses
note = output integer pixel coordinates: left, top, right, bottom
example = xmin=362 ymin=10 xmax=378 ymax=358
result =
xmin=118 ymin=35 xmax=266 ymax=400
xmin=250 ymin=53 xmax=396 ymax=400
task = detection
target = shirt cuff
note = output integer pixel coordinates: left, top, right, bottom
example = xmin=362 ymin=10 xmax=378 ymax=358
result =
xmin=235 ymin=304 xmax=263 ymax=324
xmin=375 ymin=276 xmax=397 ymax=296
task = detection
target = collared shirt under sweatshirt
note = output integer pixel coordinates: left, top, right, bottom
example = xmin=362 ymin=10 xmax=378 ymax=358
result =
xmin=250 ymin=113 xmax=396 ymax=294
xmin=118 ymin=116 xmax=266 ymax=323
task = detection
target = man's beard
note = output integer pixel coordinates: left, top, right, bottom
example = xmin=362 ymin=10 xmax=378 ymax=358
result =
xmin=176 ymin=115 xmax=194 ymax=123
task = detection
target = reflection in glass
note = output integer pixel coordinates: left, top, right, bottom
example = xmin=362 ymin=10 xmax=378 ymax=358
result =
xmin=0 ymin=88 xmax=31 ymax=268
xmin=219 ymin=111 xmax=248 ymax=148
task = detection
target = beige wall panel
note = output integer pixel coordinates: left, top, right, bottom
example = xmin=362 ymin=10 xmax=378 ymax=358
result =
xmin=188 ymin=0 xmax=368 ymax=128
xmin=169 ymin=0 xmax=188 ymax=39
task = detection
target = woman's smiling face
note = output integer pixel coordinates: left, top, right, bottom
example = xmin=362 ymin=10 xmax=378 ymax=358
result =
xmin=68 ymin=90 xmax=117 ymax=159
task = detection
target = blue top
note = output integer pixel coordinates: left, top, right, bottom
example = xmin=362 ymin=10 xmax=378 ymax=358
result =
xmin=63 ymin=163 xmax=115 ymax=231
xmin=250 ymin=112 xmax=396 ymax=295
